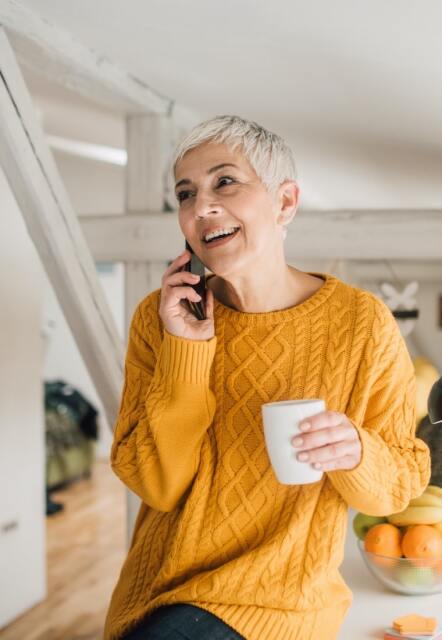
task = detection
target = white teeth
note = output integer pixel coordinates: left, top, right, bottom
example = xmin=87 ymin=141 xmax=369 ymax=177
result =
xmin=203 ymin=227 xmax=239 ymax=242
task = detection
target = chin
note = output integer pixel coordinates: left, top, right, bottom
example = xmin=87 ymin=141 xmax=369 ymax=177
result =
xmin=208 ymin=257 xmax=245 ymax=280
xmin=199 ymin=234 xmax=254 ymax=274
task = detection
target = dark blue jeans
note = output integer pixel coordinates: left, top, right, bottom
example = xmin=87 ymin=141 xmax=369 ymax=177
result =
xmin=121 ymin=604 xmax=245 ymax=639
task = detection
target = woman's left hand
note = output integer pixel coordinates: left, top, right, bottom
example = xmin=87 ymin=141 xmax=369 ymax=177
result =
xmin=292 ymin=411 xmax=362 ymax=472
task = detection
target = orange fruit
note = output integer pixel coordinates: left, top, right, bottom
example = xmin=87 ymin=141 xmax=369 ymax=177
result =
xmin=401 ymin=525 xmax=442 ymax=568
xmin=364 ymin=523 xmax=403 ymax=567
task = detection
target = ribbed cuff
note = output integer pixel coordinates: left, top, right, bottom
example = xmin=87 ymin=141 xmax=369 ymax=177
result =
xmin=159 ymin=330 xmax=217 ymax=384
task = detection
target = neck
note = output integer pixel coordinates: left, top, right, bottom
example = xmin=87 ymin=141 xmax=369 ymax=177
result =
xmin=208 ymin=264 xmax=324 ymax=313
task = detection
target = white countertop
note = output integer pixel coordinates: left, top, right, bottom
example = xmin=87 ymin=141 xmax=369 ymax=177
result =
xmin=338 ymin=509 xmax=442 ymax=639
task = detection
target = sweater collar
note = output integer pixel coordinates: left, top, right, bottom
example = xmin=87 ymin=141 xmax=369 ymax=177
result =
xmin=208 ymin=272 xmax=339 ymax=327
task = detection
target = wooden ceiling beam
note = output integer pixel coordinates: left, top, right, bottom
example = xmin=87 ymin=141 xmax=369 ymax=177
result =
xmin=0 ymin=0 xmax=171 ymax=114
xmin=79 ymin=210 xmax=442 ymax=262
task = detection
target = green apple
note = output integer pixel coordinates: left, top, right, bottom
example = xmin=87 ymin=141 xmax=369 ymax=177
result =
xmin=352 ymin=513 xmax=388 ymax=540
xmin=395 ymin=563 xmax=434 ymax=588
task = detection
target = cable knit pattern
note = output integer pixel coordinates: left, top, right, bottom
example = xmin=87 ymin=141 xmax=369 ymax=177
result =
xmin=104 ymin=273 xmax=431 ymax=640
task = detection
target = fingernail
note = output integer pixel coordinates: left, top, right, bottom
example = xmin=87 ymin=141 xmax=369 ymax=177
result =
xmin=313 ymin=463 xmax=322 ymax=470
xmin=298 ymin=452 xmax=309 ymax=462
xmin=300 ymin=422 xmax=311 ymax=431
xmin=293 ymin=437 xmax=303 ymax=447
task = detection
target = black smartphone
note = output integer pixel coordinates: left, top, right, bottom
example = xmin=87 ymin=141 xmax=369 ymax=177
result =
xmin=183 ymin=240 xmax=207 ymax=320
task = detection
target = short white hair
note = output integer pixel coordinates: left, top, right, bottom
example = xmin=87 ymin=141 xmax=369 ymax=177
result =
xmin=172 ymin=115 xmax=297 ymax=196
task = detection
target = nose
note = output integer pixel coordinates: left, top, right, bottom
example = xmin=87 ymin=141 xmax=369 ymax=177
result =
xmin=193 ymin=191 xmax=222 ymax=219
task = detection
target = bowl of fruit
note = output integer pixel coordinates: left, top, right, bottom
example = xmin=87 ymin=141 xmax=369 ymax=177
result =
xmin=353 ymin=484 xmax=442 ymax=595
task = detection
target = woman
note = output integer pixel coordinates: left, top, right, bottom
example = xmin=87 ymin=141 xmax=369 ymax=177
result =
xmin=104 ymin=116 xmax=431 ymax=640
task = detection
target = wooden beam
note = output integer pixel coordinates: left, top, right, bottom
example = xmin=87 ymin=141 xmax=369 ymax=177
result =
xmin=0 ymin=28 xmax=124 ymax=426
xmin=0 ymin=0 xmax=171 ymax=115
xmin=79 ymin=210 xmax=442 ymax=262
xmin=126 ymin=115 xmax=171 ymax=212
xmin=123 ymin=114 xmax=172 ymax=541
xmin=123 ymin=115 xmax=171 ymax=334
xmin=345 ymin=261 xmax=442 ymax=284
xmin=293 ymin=260 xmax=442 ymax=284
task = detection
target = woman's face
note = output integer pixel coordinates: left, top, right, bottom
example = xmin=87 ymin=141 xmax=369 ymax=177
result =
xmin=174 ymin=142 xmax=295 ymax=278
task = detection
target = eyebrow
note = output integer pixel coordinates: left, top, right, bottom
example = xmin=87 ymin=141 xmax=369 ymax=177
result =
xmin=175 ymin=163 xmax=239 ymax=190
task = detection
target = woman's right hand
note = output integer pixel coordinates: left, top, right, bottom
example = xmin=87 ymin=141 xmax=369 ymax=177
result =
xmin=158 ymin=250 xmax=215 ymax=341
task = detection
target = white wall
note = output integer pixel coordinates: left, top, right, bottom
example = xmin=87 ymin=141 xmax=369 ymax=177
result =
xmin=54 ymin=152 xmax=125 ymax=216
xmin=0 ymin=168 xmax=46 ymax=627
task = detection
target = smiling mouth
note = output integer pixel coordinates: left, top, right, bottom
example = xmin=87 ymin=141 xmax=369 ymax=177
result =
xmin=203 ymin=228 xmax=240 ymax=244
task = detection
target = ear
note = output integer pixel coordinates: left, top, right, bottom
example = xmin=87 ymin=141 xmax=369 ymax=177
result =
xmin=276 ymin=180 xmax=300 ymax=227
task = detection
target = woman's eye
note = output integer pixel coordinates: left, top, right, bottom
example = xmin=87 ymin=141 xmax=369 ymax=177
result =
xmin=217 ymin=176 xmax=235 ymax=187
xmin=176 ymin=190 xmax=193 ymax=203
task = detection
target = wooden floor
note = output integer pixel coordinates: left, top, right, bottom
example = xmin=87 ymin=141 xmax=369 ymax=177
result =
xmin=0 ymin=461 xmax=126 ymax=640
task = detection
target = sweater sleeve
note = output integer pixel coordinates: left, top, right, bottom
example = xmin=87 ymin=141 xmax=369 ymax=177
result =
xmin=110 ymin=299 xmax=217 ymax=512
xmin=327 ymin=296 xmax=431 ymax=516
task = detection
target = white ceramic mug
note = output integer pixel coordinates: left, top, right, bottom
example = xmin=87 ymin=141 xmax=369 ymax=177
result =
xmin=261 ymin=399 xmax=325 ymax=485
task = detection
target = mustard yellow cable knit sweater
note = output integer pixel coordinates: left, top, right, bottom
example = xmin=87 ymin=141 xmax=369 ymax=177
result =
xmin=104 ymin=273 xmax=431 ymax=640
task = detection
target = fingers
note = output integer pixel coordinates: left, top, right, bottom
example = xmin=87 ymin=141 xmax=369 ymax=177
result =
xmin=295 ymin=438 xmax=359 ymax=465
xmin=162 ymin=250 xmax=191 ymax=280
xmin=159 ymin=250 xmax=214 ymax=339
xmin=292 ymin=424 xmax=355 ymax=451
xmin=167 ymin=285 xmax=202 ymax=306
xmin=161 ymin=253 xmax=202 ymax=308
xmin=166 ymin=270 xmax=201 ymax=288
xmin=292 ymin=410 xmax=362 ymax=471
xmin=299 ymin=410 xmax=343 ymax=433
